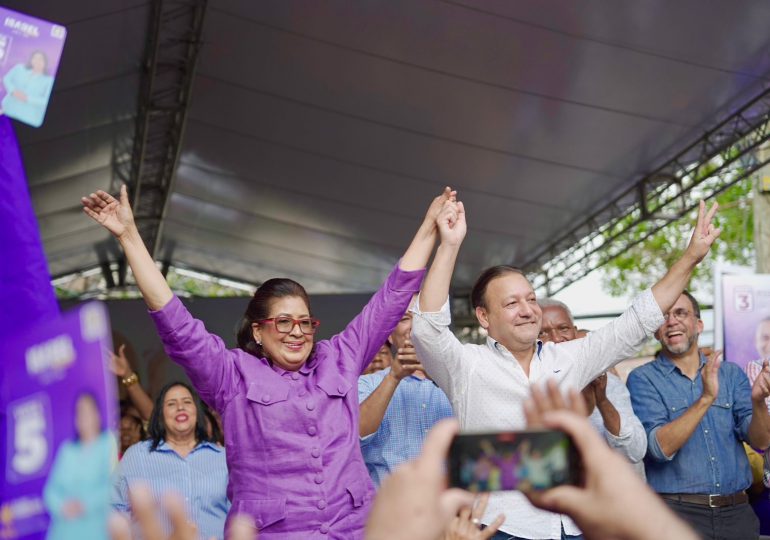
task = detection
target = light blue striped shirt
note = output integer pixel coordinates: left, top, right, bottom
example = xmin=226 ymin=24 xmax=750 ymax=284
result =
xmin=358 ymin=368 xmax=454 ymax=486
xmin=112 ymin=439 xmax=230 ymax=539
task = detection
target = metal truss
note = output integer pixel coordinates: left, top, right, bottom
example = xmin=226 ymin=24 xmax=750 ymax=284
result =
xmin=110 ymin=0 xmax=208 ymax=274
xmin=521 ymin=87 xmax=770 ymax=296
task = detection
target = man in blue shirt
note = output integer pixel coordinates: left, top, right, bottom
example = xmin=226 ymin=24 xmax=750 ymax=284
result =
xmin=628 ymin=291 xmax=770 ymax=540
xmin=358 ymin=300 xmax=453 ymax=486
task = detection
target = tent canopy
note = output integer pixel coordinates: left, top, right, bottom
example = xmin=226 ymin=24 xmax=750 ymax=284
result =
xmin=13 ymin=0 xmax=770 ymax=293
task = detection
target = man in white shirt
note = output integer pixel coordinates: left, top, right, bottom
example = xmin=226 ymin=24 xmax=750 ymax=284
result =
xmin=410 ymin=198 xmax=720 ymax=540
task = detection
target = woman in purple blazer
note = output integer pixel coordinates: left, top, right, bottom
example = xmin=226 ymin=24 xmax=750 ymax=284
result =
xmin=82 ymin=185 xmax=454 ymax=539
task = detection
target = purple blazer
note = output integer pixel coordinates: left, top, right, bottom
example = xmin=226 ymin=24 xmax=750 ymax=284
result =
xmin=149 ymin=265 xmax=425 ymax=539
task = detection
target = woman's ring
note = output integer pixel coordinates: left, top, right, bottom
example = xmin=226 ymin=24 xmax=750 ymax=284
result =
xmin=471 ymin=517 xmax=481 ymax=527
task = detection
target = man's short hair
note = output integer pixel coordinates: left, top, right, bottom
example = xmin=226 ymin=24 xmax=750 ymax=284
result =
xmin=537 ymin=298 xmax=574 ymax=324
xmin=681 ymin=290 xmax=701 ymax=319
xmin=471 ymin=265 xmax=528 ymax=309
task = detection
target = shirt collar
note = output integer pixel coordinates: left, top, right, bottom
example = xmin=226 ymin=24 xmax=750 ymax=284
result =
xmin=656 ymin=350 xmax=707 ymax=375
xmin=486 ymin=336 xmax=543 ymax=358
xmin=156 ymin=439 xmax=223 ymax=453
xmin=269 ymin=352 xmax=318 ymax=377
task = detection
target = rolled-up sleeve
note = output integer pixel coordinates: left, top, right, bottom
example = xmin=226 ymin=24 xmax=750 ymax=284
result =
xmin=602 ymin=375 xmax=647 ymax=463
xmin=628 ymin=369 xmax=675 ymax=462
xmin=576 ymin=289 xmax=665 ymax=387
xmin=410 ymin=295 xmax=468 ymax=404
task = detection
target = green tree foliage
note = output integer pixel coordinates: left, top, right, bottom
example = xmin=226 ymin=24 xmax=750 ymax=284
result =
xmin=599 ymin=177 xmax=754 ymax=297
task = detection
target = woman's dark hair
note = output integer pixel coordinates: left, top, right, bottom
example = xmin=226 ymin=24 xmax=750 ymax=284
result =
xmin=471 ymin=265 xmax=528 ymax=309
xmin=148 ymin=381 xmax=211 ymax=451
xmin=202 ymin=402 xmax=224 ymax=446
xmin=73 ymin=391 xmax=103 ymax=442
xmin=236 ymin=278 xmax=311 ymax=356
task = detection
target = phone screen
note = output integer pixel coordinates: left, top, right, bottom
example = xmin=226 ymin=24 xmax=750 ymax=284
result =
xmin=448 ymin=429 xmax=580 ymax=492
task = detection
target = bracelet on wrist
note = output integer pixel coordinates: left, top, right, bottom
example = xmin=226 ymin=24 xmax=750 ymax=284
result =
xmin=121 ymin=372 xmax=139 ymax=387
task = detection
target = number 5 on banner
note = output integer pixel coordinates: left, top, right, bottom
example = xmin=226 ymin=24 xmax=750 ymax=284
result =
xmin=7 ymin=394 xmax=50 ymax=481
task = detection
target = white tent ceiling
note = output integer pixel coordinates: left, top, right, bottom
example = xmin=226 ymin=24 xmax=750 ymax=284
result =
xmin=12 ymin=0 xmax=770 ymax=293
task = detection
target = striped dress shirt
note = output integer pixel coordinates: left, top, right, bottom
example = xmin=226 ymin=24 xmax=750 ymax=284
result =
xmin=112 ymin=439 xmax=230 ymax=539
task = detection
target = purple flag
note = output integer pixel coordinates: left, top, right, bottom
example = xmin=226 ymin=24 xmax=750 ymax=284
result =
xmin=0 ymin=116 xmax=59 ymax=337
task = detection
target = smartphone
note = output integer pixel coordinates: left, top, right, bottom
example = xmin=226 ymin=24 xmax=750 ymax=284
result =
xmin=448 ymin=429 xmax=581 ymax=492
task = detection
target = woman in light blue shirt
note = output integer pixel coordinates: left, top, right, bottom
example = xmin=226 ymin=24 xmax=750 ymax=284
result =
xmin=2 ymin=50 xmax=54 ymax=127
xmin=112 ymin=381 xmax=230 ymax=540
xmin=44 ymin=392 xmax=115 ymax=540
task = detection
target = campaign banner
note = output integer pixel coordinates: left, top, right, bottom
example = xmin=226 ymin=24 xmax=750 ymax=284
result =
xmin=0 ymin=7 xmax=67 ymax=127
xmin=721 ymin=273 xmax=770 ymax=372
xmin=0 ymin=302 xmax=117 ymax=540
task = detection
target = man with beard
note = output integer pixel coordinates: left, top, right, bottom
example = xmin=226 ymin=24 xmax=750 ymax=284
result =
xmin=627 ymin=291 xmax=770 ymax=540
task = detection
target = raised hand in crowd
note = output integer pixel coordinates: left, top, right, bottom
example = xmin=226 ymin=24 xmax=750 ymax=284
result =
xmin=523 ymin=381 xmax=698 ymax=540
xmin=436 ymin=198 xmax=466 ymax=248
xmin=109 ymin=344 xmax=132 ymax=379
xmin=109 ymin=484 xmax=256 ymax=540
xmin=108 ymin=343 xmax=153 ymax=422
xmin=683 ymin=200 xmax=721 ymax=263
xmin=82 ymin=185 xmax=135 ymax=240
xmin=651 ymin=201 xmax=720 ymax=314
xmin=390 ymin=339 xmax=424 ymax=381
xmin=365 ymin=418 xmax=475 ymax=540
xmin=443 ymin=493 xmax=504 ymax=540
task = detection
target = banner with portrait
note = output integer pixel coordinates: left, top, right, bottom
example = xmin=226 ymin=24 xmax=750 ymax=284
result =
xmin=0 ymin=302 xmax=116 ymax=540
xmin=0 ymin=7 xmax=67 ymax=127
xmin=721 ymin=272 xmax=770 ymax=372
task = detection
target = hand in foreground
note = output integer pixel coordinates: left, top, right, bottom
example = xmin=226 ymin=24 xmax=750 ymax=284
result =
xmin=751 ymin=359 xmax=770 ymax=403
xmin=109 ymin=484 xmax=256 ymax=540
xmin=523 ymin=382 xmax=697 ymax=540
xmin=82 ymin=184 xmax=135 ymax=239
xmin=390 ymin=340 xmax=424 ymax=381
xmin=684 ymin=200 xmax=720 ymax=264
xmin=366 ymin=419 xmax=474 ymax=540
xmin=436 ymin=199 xmax=466 ymax=247
xmin=443 ymin=493 xmax=504 ymax=540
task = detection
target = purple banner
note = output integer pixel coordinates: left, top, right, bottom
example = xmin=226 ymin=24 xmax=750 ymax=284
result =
xmin=722 ymin=273 xmax=770 ymax=371
xmin=0 ymin=6 xmax=66 ymax=127
xmin=0 ymin=302 xmax=117 ymax=540
xmin=0 ymin=115 xmax=58 ymax=338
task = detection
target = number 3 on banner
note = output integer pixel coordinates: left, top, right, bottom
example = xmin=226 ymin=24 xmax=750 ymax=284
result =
xmin=8 ymin=396 xmax=50 ymax=480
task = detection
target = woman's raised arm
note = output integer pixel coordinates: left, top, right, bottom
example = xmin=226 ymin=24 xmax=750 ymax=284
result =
xmin=82 ymin=185 xmax=173 ymax=311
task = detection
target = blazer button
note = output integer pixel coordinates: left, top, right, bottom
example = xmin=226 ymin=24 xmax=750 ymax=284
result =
xmin=311 ymin=447 xmax=321 ymax=458
xmin=291 ymin=373 xmax=300 ymax=380
xmin=337 ymin=385 xmax=346 ymax=394
xmin=306 ymin=402 xmax=316 ymax=411
xmin=308 ymin=425 xmax=317 ymax=436
xmin=320 ymin=523 xmax=330 ymax=534
xmin=314 ymin=473 xmax=324 ymax=484
xmin=262 ymin=395 xmax=270 ymax=403
xmin=256 ymin=519 xmax=263 ymax=528
xmin=317 ymin=499 xmax=327 ymax=510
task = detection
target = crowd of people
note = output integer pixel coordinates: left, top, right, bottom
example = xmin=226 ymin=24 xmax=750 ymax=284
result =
xmin=72 ymin=184 xmax=770 ymax=540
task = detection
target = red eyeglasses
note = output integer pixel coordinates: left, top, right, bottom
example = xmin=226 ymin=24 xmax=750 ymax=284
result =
xmin=257 ymin=317 xmax=321 ymax=335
